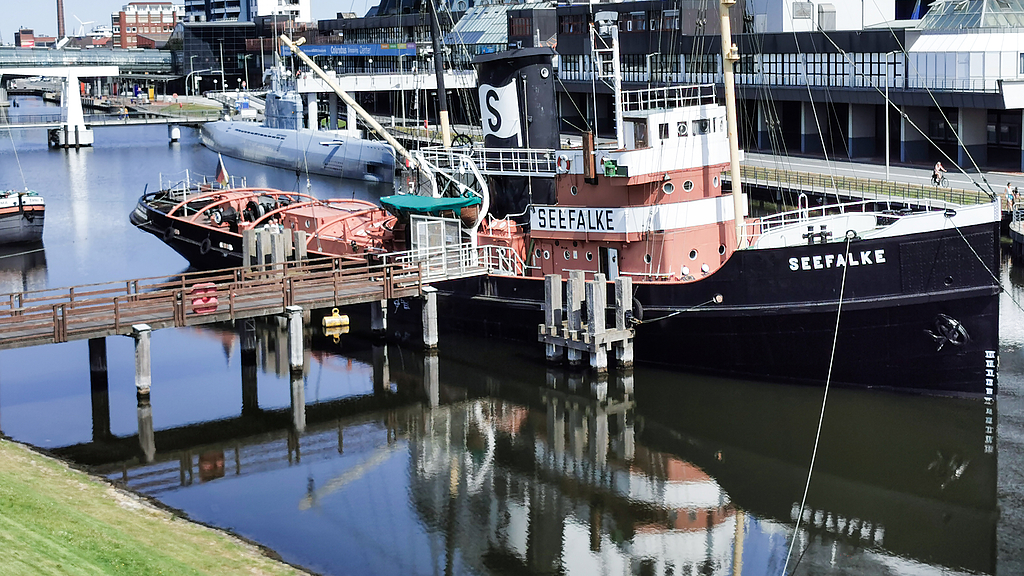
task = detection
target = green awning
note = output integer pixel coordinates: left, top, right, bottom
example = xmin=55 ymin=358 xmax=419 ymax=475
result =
xmin=380 ymin=194 xmax=481 ymax=217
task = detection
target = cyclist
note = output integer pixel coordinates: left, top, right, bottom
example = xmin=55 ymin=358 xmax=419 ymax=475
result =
xmin=932 ymin=161 xmax=946 ymax=185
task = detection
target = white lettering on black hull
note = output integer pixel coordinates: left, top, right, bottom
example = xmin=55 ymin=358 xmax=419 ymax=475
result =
xmin=788 ymin=249 xmax=887 ymax=271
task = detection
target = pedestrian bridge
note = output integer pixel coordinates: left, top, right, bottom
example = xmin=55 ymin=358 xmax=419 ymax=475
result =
xmin=0 ymin=47 xmax=172 ymax=74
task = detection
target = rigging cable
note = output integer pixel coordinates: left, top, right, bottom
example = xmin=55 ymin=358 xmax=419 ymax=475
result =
xmin=781 ymin=232 xmax=852 ymax=576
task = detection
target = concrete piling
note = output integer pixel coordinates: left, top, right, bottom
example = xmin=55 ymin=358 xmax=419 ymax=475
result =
xmin=566 ymin=270 xmax=585 ymax=367
xmin=371 ymin=299 xmax=388 ymax=336
xmin=284 ymin=305 xmax=304 ymax=373
xmin=586 ymin=273 xmax=607 ymax=372
xmin=538 ymin=272 xmax=633 ymax=373
xmin=422 ymin=286 xmax=438 ymax=349
xmin=543 ymin=274 xmax=563 ymax=362
xmin=614 ymin=277 xmax=634 ymax=367
xmin=132 ymin=324 xmax=152 ymax=397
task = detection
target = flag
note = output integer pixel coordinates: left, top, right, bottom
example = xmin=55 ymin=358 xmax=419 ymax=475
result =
xmin=216 ymin=154 xmax=229 ymax=186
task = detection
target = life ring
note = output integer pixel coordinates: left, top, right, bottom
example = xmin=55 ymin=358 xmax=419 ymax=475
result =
xmin=199 ymin=238 xmax=212 ymax=255
xmin=556 ymin=154 xmax=571 ymax=174
xmin=162 ymin=226 xmax=175 ymax=241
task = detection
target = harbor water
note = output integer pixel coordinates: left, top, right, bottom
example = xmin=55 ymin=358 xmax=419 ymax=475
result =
xmin=0 ymin=95 xmax=1022 ymax=575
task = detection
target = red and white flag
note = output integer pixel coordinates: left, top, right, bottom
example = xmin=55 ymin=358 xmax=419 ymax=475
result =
xmin=216 ymin=154 xmax=229 ymax=185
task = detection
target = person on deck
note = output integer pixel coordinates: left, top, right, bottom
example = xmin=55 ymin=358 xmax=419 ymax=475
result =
xmin=1007 ymin=183 xmax=1017 ymax=210
xmin=933 ymin=161 xmax=946 ymax=185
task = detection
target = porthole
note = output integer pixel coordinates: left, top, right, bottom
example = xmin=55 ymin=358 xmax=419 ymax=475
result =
xmin=543 ymin=250 xmax=551 ymax=260
xmin=536 ymin=248 xmax=542 ymax=258
xmin=570 ymin=185 xmax=578 ymax=196
xmin=564 ymin=250 xmax=571 ymax=260
xmin=572 ymin=241 xmax=578 ymax=247
xmin=689 ymin=249 xmax=698 ymax=260
xmin=305 ymin=219 xmax=310 ymax=229
xmin=555 ymin=240 xmax=560 ymax=246
xmin=718 ymin=244 xmax=726 ymax=255
xmin=663 ymin=182 xmax=675 ymax=194
xmin=683 ymin=180 xmax=694 ymax=192
xmin=586 ymin=252 xmax=593 ymax=261
xmin=713 ymin=175 xmax=720 ymax=188
xmin=644 ymin=254 xmax=652 ymax=264
xmin=540 ymin=67 xmax=550 ymax=79
xmin=677 ymin=122 xmax=688 ymax=136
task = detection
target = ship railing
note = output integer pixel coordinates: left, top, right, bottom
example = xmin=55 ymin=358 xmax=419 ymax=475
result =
xmin=419 ymin=146 xmax=558 ymax=178
xmin=620 ymin=84 xmax=717 ymax=113
xmin=750 ymin=198 xmax=920 ymax=235
xmin=380 ymin=242 xmax=526 ymax=282
xmin=158 ymin=171 xmax=247 ymax=200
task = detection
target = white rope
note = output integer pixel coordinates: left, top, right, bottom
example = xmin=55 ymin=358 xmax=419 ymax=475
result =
xmin=781 ymin=233 xmax=852 ymax=576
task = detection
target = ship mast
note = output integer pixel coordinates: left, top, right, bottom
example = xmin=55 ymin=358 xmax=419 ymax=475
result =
xmin=719 ymin=0 xmax=745 ymax=247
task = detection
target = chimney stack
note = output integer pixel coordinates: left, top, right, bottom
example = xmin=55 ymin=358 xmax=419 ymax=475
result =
xmin=56 ymin=0 xmax=65 ymax=38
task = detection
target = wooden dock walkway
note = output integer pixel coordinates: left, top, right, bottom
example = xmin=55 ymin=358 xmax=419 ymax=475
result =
xmin=0 ymin=256 xmax=422 ymax=351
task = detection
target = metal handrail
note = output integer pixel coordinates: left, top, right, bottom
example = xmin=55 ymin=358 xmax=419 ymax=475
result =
xmin=735 ymin=164 xmax=992 ymax=206
xmin=419 ymin=146 xmax=558 ymax=177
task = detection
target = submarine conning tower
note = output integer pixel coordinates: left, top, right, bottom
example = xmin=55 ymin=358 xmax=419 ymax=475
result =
xmin=472 ymin=47 xmax=558 ymax=221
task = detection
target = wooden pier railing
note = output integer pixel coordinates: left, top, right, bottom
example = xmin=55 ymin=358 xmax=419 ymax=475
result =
xmin=0 ymin=256 xmax=423 ymax=351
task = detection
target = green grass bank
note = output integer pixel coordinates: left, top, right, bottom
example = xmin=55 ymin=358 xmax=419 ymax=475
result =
xmin=0 ymin=438 xmax=309 ymax=576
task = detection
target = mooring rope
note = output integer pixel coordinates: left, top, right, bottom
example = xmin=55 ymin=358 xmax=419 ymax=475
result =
xmin=781 ymin=233 xmax=852 ymax=576
xmin=948 ymin=216 xmax=1024 ymax=316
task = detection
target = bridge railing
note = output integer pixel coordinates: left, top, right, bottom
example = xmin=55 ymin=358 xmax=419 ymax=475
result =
xmin=736 ymin=165 xmax=994 ymax=206
xmin=0 ymin=256 xmax=422 ymax=349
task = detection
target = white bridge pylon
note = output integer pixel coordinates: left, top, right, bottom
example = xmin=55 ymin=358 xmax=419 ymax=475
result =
xmin=0 ymin=66 xmax=119 ymax=147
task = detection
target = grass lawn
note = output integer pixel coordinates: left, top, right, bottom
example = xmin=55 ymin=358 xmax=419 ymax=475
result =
xmin=0 ymin=439 xmax=308 ymax=576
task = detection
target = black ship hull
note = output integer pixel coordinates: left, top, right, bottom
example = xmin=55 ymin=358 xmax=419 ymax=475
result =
xmin=432 ymin=221 xmax=1000 ymax=397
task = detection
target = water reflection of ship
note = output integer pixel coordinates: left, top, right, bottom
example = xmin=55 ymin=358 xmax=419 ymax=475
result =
xmin=60 ymin=333 xmax=997 ymax=575
xmin=633 ymin=372 xmax=997 ymax=575
xmin=0 ymin=243 xmax=46 ymax=293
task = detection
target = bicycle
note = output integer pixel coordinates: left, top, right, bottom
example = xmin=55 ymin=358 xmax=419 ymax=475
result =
xmin=932 ymin=174 xmax=949 ymax=188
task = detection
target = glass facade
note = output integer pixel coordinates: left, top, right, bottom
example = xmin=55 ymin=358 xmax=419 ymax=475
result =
xmin=170 ymin=22 xmax=257 ymax=91
xmin=919 ymin=0 xmax=1024 ymax=28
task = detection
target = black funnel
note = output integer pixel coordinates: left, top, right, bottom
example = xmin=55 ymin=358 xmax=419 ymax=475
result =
xmin=473 ymin=47 xmax=558 ymax=221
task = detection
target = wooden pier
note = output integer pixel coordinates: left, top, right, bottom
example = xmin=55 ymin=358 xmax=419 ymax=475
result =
xmin=0 ymin=256 xmax=423 ymax=351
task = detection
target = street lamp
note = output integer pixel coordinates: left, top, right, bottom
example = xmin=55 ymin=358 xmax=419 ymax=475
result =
xmin=240 ymin=53 xmax=253 ymax=91
xmin=645 ymin=52 xmax=661 ymax=85
xmin=189 ymin=55 xmax=198 ymax=96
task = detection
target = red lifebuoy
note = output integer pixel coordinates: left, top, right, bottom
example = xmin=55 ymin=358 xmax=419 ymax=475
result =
xmin=556 ymin=154 xmax=571 ymax=174
xmin=189 ymin=282 xmax=218 ymax=314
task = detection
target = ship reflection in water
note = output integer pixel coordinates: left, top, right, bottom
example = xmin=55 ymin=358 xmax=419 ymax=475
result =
xmin=70 ymin=328 xmax=994 ymax=576
xmin=0 ymin=243 xmax=47 ymax=294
